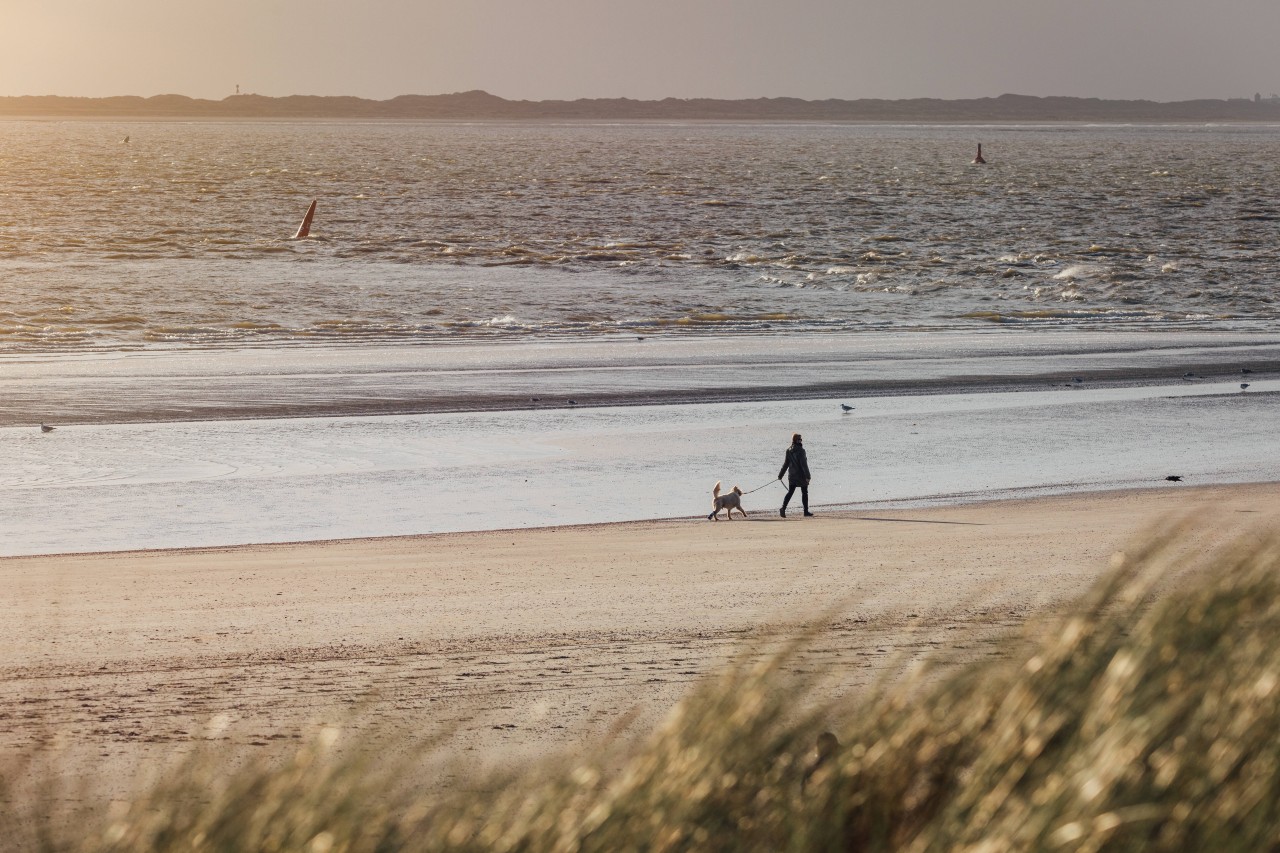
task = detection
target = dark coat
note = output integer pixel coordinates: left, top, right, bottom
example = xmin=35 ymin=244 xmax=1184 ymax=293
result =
xmin=778 ymin=442 xmax=811 ymax=486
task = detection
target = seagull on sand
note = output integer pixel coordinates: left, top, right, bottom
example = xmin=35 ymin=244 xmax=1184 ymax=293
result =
xmin=840 ymin=403 xmax=854 ymax=412
xmin=40 ymin=423 xmax=55 ymax=433
xmin=1241 ymin=383 xmax=1251 ymax=391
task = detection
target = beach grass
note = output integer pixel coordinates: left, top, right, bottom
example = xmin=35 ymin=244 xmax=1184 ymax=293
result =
xmin=9 ymin=523 xmax=1280 ymax=852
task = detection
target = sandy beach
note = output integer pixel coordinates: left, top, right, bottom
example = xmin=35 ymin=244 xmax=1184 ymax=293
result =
xmin=4 ymin=481 xmax=1278 ymax=812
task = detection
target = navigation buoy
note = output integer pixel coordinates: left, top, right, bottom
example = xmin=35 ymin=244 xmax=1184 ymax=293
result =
xmin=973 ymin=144 xmax=987 ymax=165
xmin=293 ymin=199 xmax=317 ymax=239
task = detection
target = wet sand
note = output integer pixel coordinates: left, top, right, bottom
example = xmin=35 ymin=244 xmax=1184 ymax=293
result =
xmin=5 ymin=331 xmax=1278 ymax=427
xmin=4 ymin=482 xmax=1278 ymax=812
xmin=7 ymin=374 xmax=1279 ymax=557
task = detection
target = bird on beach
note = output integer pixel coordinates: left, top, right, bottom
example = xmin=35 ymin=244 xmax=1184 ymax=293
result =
xmin=40 ymin=423 xmax=55 ymax=433
xmin=1165 ymin=475 xmax=1183 ymax=482
xmin=840 ymin=403 xmax=854 ymax=412
xmin=1241 ymin=383 xmax=1250 ymax=391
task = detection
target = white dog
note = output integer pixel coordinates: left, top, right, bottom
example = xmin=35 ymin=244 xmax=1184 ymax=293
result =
xmin=708 ymin=481 xmax=746 ymax=521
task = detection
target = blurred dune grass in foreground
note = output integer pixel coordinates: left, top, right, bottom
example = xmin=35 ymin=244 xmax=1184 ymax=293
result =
xmin=6 ymin=523 xmax=1280 ymax=852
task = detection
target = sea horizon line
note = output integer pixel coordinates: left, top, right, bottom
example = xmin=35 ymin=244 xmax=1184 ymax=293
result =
xmin=3 ymin=89 xmax=1280 ymax=122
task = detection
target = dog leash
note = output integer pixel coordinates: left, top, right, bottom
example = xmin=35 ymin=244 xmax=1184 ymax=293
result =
xmin=740 ymin=479 xmax=785 ymax=496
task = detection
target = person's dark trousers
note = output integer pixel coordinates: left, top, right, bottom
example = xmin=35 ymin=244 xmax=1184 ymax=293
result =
xmin=782 ymin=484 xmax=808 ymax=514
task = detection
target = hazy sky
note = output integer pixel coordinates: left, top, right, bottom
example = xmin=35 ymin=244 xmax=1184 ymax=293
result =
xmin=3 ymin=0 xmax=1278 ymax=102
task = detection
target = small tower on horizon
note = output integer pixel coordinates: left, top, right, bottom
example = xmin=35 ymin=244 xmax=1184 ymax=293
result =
xmin=235 ymin=83 xmax=240 ymax=96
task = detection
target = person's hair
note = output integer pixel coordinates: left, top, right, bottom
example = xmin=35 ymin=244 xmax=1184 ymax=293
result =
xmin=792 ymin=433 xmax=803 ymax=443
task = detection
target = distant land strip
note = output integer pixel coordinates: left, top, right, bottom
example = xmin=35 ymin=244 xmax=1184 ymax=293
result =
xmin=3 ymin=90 xmax=1280 ymax=121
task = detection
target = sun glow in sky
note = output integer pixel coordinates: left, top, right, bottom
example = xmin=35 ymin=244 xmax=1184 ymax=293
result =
xmin=2 ymin=0 xmax=1277 ymax=102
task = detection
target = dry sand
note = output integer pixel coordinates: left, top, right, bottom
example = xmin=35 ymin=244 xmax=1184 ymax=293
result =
xmin=3 ymin=483 xmax=1278 ymax=809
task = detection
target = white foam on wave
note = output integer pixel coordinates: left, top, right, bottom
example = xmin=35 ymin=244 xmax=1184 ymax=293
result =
xmin=1053 ymin=264 xmax=1102 ymax=281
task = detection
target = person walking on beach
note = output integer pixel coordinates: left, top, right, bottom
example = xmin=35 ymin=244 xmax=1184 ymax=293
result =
xmin=778 ymin=433 xmax=812 ymax=517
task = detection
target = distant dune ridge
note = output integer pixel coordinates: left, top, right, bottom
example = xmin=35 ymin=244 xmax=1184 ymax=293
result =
xmin=3 ymin=90 xmax=1280 ymax=121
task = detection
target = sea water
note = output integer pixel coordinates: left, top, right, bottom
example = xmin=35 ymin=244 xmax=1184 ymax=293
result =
xmin=2 ymin=121 xmax=1278 ymax=554
xmin=2 ymin=120 xmax=1278 ymax=349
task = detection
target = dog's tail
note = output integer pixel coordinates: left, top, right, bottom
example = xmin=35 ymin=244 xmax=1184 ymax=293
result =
xmin=712 ymin=481 xmax=722 ymax=499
